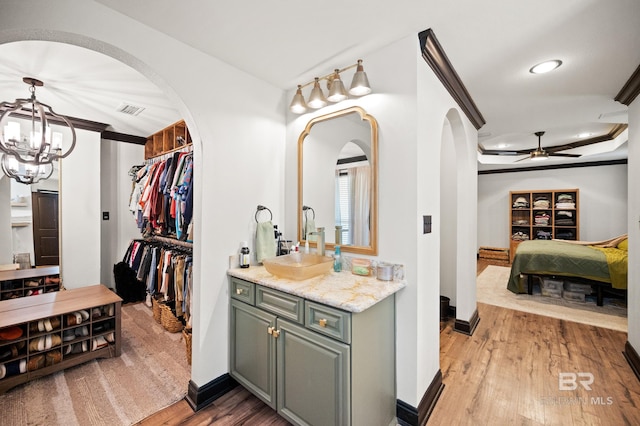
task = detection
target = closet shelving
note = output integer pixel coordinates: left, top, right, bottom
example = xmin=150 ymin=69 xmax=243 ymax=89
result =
xmin=509 ymin=189 xmax=579 ymax=262
xmin=144 ymin=119 xmax=192 ymax=159
xmin=0 ymin=266 xmax=61 ymax=301
xmin=0 ymin=285 xmax=121 ymax=394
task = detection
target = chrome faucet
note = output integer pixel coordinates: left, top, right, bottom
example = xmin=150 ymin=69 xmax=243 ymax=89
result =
xmin=309 ymin=227 xmax=325 ymax=256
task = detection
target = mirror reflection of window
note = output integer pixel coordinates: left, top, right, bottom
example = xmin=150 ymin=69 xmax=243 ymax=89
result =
xmin=335 ymin=142 xmax=370 ymax=246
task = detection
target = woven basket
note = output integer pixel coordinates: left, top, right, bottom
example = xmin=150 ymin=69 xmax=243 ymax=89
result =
xmin=160 ymin=304 xmax=184 ymax=333
xmin=183 ymin=327 xmax=192 ymax=365
xmin=151 ymin=298 xmax=163 ymax=324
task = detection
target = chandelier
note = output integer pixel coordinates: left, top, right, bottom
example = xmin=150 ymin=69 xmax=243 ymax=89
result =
xmin=0 ymin=77 xmax=76 ymax=184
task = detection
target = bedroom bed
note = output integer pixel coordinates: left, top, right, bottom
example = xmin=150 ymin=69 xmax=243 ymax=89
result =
xmin=507 ymin=235 xmax=628 ymax=306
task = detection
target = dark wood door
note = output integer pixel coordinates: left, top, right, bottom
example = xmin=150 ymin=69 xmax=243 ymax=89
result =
xmin=31 ymin=191 xmax=59 ymax=266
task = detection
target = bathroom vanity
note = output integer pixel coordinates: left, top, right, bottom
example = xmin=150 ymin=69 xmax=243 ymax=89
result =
xmin=228 ymin=266 xmax=404 ymax=426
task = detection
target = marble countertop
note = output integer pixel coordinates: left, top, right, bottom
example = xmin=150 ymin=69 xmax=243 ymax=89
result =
xmin=228 ymin=266 xmax=405 ymax=313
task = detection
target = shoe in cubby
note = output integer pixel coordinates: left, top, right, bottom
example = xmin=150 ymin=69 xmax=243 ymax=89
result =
xmin=45 ymin=350 xmax=62 ymax=367
xmin=0 ymin=359 xmax=27 ymax=378
xmin=28 ymin=334 xmax=62 ymax=352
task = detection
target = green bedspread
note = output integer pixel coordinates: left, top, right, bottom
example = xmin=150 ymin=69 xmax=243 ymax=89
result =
xmin=507 ymin=240 xmax=627 ymax=293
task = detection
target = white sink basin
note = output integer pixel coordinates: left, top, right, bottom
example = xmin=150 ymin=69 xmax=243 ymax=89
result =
xmin=262 ymin=253 xmax=334 ymax=281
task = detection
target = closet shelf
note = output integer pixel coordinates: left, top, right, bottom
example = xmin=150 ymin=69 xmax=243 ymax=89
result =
xmin=144 ymin=119 xmax=192 ymax=160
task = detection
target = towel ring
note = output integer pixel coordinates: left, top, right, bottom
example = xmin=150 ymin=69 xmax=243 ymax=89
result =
xmin=255 ymin=205 xmax=273 ymax=223
xmin=302 ymin=205 xmax=315 ymax=220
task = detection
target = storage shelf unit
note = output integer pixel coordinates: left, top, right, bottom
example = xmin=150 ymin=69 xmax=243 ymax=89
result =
xmin=0 ymin=266 xmax=61 ymax=301
xmin=0 ymin=285 xmax=121 ymax=394
xmin=509 ymin=189 xmax=579 ymax=262
xmin=144 ymin=119 xmax=192 ymax=159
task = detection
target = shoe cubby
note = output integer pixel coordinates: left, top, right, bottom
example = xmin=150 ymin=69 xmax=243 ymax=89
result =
xmin=0 ymin=266 xmax=61 ymax=301
xmin=0 ymin=285 xmax=122 ymax=393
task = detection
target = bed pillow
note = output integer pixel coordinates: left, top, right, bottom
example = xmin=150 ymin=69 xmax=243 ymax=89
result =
xmin=618 ymin=238 xmax=628 ymax=251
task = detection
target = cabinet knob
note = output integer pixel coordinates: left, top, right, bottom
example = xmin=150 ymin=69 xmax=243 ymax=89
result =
xmin=272 ymin=329 xmax=280 ymax=338
xmin=319 ymin=318 xmax=327 ymax=327
xmin=267 ymin=326 xmax=274 ymax=335
xmin=236 ymin=288 xmax=244 ymax=295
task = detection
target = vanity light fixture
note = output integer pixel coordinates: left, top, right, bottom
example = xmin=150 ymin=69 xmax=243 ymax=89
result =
xmin=308 ymin=78 xmax=328 ymax=109
xmin=529 ymin=59 xmax=562 ymax=74
xmin=0 ymin=77 xmax=76 ymax=184
xmin=327 ymin=70 xmax=348 ymax=102
xmin=289 ymin=59 xmax=372 ymax=114
xmin=290 ymin=86 xmax=308 ymax=114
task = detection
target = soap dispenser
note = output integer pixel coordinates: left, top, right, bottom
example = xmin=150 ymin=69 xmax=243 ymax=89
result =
xmin=333 ymin=245 xmax=342 ymax=272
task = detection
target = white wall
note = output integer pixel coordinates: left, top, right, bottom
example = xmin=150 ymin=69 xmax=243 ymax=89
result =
xmin=100 ymin=139 xmax=145 ymax=288
xmin=627 ymin=99 xmax=639 ymax=353
xmin=285 ymin=34 xmax=479 ymax=408
xmin=1 ymin=0 xmax=285 ymax=390
xmin=60 ymin=128 xmax=102 ymax=288
xmin=478 ymin=164 xmax=628 ymax=249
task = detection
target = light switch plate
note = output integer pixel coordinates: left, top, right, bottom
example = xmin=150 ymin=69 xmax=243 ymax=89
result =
xmin=423 ymin=215 xmax=432 ymax=234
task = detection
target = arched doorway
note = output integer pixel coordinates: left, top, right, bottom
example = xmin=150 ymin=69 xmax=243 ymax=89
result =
xmin=439 ymin=108 xmax=479 ymax=334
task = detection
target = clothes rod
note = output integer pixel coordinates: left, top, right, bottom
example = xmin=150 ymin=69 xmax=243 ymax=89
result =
xmin=146 ymin=235 xmax=193 ymax=250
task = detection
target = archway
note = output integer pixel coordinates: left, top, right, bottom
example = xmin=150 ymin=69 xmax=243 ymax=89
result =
xmin=439 ymin=108 xmax=479 ymax=334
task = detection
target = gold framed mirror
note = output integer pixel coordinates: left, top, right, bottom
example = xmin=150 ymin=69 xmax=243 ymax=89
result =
xmin=297 ymin=106 xmax=378 ymax=255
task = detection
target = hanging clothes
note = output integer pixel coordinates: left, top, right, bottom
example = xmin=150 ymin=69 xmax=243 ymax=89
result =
xmin=128 ymin=148 xmax=194 ymax=239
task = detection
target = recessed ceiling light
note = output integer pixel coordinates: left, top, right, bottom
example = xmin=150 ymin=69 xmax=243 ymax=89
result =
xmin=498 ymin=143 xmax=510 ymax=148
xmin=529 ymin=60 xmax=562 ymax=74
xmin=577 ymin=132 xmax=592 ymax=138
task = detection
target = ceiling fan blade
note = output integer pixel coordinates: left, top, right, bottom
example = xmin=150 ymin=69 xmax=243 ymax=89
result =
xmin=549 ymin=152 xmax=581 ymax=158
xmin=481 ymin=149 xmax=532 ymax=156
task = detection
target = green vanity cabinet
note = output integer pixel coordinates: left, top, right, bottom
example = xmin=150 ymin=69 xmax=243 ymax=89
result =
xmin=229 ymin=298 xmax=277 ymax=408
xmin=276 ymin=318 xmax=350 ymax=425
xmin=229 ymin=276 xmax=396 ymax=426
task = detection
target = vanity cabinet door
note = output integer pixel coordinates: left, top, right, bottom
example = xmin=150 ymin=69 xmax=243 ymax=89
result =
xmin=229 ymin=299 xmax=277 ymax=409
xmin=276 ymin=318 xmax=350 ymax=426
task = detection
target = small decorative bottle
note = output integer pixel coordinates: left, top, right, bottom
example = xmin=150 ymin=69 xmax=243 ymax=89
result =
xmin=333 ymin=245 xmax=342 ymax=272
xmin=239 ymin=242 xmax=250 ymax=268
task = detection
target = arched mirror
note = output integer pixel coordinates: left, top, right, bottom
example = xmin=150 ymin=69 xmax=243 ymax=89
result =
xmin=298 ymin=106 xmax=378 ymax=255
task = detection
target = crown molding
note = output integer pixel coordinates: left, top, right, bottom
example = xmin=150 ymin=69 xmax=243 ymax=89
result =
xmin=418 ymin=28 xmax=486 ymax=130
xmin=615 ymin=64 xmax=640 ymax=105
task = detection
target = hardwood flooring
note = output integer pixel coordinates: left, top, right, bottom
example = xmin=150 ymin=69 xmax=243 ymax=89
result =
xmin=137 ymin=260 xmax=640 ymax=425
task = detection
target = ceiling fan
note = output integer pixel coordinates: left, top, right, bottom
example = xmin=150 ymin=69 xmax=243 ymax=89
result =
xmin=481 ymin=131 xmax=582 ymax=161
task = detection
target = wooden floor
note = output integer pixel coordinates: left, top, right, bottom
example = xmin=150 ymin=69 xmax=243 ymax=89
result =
xmin=137 ymin=260 xmax=640 ymax=425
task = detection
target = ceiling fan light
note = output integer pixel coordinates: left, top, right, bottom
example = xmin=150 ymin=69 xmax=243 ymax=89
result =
xmin=529 ymin=60 xmax=562 ymax=74
xmin=530 ymin=150 xmax=549 ymax=161
xmin=289 ymin=85 xmax=308 ymax=114
xmin=307 ymin=78 xmax=327 ymax=109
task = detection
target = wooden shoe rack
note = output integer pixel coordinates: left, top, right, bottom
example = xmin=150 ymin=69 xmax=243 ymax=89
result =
xmin=0 ymin=266 xmax=61 ymax=301
xmin=0 ymin=285 xmax=122 ymax=394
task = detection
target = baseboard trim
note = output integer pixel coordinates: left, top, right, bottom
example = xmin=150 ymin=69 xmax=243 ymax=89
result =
xmin=185 ymin=373 xmax=238 ymax=412
xmin=454 ymin=308 xmax=480 ymax=336
xmin=396 ymin=369 xmax=444 ymax=426
xmin=396 ymin=399 xmax=418 ymax=426
xmin=624 ymin=341 xmax=640 ymax=382
xmin=418 ymin=369 xmax=444 ymax=425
